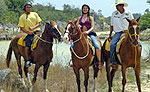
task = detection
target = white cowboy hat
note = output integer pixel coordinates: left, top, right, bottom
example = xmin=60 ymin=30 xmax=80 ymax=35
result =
xmin=113 ymin=0 xmax=128 ymax=7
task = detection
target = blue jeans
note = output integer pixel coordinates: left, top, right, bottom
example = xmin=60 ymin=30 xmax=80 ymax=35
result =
xmin=25 ymin=34 xmax=34 ymax=47
xmin=89 ymin=35 xmax=100 ymax=49
xmin=71 ymin=35 xmax=100 ymax=49
xmin=110 ymin=31 xmax=123 ymax=64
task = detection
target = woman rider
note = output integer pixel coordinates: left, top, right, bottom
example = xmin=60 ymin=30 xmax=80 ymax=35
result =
xmin=76 ymin=4 xmax=103 ymax=69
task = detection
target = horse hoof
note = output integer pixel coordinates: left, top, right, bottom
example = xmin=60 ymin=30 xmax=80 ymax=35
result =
xmin=45 ymin=89 xmax=49 ymax=92
xmin=94 ymin=90 xmax=97 ymax=92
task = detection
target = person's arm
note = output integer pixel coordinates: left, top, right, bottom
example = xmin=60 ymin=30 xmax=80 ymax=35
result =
xmin=87 ymin=16 xmax=94 ymax=33
xmin=84 ymin=16 xmax=94 ymax=34
xmin=20 ymin=27 xmax=33 ymax=35
xmin=76 ymin=17 xmax=81 ymax=27
xmin=109 ymin=26 xmax=113 ymax=38
xmin=108 ymin=14 xmax=114 ymax=40
xmin=29 ymin=22 xmax=41 ymax=31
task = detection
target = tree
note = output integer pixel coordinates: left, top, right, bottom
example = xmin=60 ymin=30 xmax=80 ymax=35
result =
xmin=147 ymin=0 xmax=150 ymax=4
xmin=133 ymin=13 xmax=141 ymax=19
xmin=140 ymin=11 xmax=150 ymax=31
xmin=0 ymin=0 xmax=8 ymax=21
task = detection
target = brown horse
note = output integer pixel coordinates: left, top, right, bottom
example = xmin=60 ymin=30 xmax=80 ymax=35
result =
xmin=102 ymin=17 xmax=141 ymax=92
xmin=6 ymin=20 xmax=62 ymax=92
xmin=64 ymin=21 xmax=102 ymax=92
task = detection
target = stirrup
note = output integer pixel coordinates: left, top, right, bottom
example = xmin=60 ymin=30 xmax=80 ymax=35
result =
xmin=26 ymin=60 xmax=31 ymax=68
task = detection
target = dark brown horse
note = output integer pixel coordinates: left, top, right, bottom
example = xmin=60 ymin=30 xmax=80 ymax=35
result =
xmin=64 ymin=21 xmax=102 ymax=92
xmin=6 ymin=20 xmax=62 ymax=92
xmin=102 ymin=17 xmax=141 ymax=92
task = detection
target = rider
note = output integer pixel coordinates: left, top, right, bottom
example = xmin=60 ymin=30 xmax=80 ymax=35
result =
xmin=18 ymin=2 xmax=42 ymax=67
xmin=109 ymin=0 xmax=134 ymax=67
xmin=76 ymin=4 xmax=103 ymax=69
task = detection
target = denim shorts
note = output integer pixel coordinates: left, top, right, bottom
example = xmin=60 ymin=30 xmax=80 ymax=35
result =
xmin=25 ymin=34 xmax=34 ymax=47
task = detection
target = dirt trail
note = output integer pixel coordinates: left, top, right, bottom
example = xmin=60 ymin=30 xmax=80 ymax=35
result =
xmin=126 ymin=66 xmax=150 ymax=92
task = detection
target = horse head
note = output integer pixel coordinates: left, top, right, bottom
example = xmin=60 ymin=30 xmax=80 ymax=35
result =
xmin=45 ymin=20 xmax=62 ymax=42
xmin=126 ymin=17 xmax=140 ymax=45
xmin=63 ymin=21 xmax=80 ymax=43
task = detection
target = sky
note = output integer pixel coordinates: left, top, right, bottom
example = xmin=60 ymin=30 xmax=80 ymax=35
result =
xmin=33 ymin=0 xmax=150 ymax=17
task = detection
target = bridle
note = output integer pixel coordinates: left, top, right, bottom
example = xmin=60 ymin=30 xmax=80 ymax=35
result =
xmin=65 ymin=22 xmax=90 ymax=59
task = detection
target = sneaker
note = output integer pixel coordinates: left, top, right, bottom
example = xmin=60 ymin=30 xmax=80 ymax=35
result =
xmin=26 ymin=60 xmax=31 ymax=67
xmin=109 ymin=63 xmax=117 ymax=69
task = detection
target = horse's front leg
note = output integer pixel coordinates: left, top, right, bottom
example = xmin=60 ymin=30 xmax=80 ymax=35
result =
xmin=134 ymin=64 xmax=141 ymax=92
xmin=43 ymin=61 xmax=50 ymax=92
xmin=105 ymin=58 xmax=112 ymax=92
xmin=121 ymin=66 xmax=127 ymax=92
xmin=32 ymin=64 xmax=41 ymax=85
xmin=73 ymin=67 xmax=81 ymax=92
xmin=83 ymin=67 xmax=89 ymax=92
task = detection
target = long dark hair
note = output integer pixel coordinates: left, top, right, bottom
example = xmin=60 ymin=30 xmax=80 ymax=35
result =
xmin=82 ymin=4 xmax=90 ymax=16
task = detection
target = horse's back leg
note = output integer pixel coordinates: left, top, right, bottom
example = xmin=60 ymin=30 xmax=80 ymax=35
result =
xmin=14 ymin=52 xmax=22 ymax=77
xmin=93 ymin=64 xmax=99 ymax=92
xmin=121 ymin=66 xmax=127 ymax=92
xmin=73 ymin=67 xmax=81 ymax=92
xmin=134 ymin=64 xmax=141 ymax=92
xmin=105 ymin=58 xmax=112 ymax=92
xmin=14 ymin=51 xmax=27 ymax=87
xmin=32 ymin=63 xmax=41 ymax=85
xmin=83 ymin=67 xmax=89 ymax=92
xmin=43 ymin=61 xmax=50 ymax=92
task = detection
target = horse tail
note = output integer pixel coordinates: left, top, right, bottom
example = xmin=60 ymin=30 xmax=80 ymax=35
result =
xmin=6 ymin=43 xmax=13 ymax=68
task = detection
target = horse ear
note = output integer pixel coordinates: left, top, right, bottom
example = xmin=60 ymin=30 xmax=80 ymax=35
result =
xmin=45 ymin=21 xmax=49 ymax=29
xmin=126 ymin=18 xmax=131 ymax=23
xmin=136 ymin=16 xmax=140 ymax=22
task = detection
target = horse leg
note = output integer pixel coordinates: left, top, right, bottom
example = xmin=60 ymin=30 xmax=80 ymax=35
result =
xmin=24 ymin=63 xmax=32 ymax=86
xmin=110 ymin=65 xmax=119 ymax=91
xmin=93 ymin=64 xmax=99 ymax=92
xmin=32 ymin=64 xmax=41 ymax=85
xmin=121 ymin=66 xmax=126 ymax=92
xmin=105 ymin=58 xmax=112 ymax=92
xmin=73 ymin=67 xmax=81 ymax=92
xmin=14 ymin=52 xmax=22 ymax=77
xmin=83 ymin=67 xmax=89 ymax=92
xmin=43 ymin=62 xmax=50 ymax=92
xmin=14 ymin=52 xmax=26 ymax=86
xmin=134 ymin=65 xmax=141 ymax=92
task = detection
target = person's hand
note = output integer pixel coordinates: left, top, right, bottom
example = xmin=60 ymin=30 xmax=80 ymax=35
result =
xmin=83 ymin=31 xmax=89 ymax=35
xmin=108 ymin=36 xmax=112 ymax=42
xmin=78 ymin=24 xmax=82 ymax=28
xmin=29 ymin=27 xmax=34 ymax=31
xmin=28 ymin=31 xmax=34 ymax=35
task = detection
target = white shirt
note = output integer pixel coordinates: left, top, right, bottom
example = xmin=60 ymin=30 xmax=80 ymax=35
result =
xmin=111 ymin=9 xmax=134 ymax=33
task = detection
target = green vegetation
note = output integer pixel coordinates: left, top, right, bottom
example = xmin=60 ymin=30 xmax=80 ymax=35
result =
xmin=0 ymin=0 xmax=150 ymax=31
xmin=0 ymin=0 xmax=100 ymax=24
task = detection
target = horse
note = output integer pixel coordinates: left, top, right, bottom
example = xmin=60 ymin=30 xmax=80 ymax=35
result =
xmin=64 ymin=21 xmax=102 ymax=92
xmin=102 ymin=17 xmax=141 ymax=92
xmin=6 ymin=20 xmax=62 ymax=92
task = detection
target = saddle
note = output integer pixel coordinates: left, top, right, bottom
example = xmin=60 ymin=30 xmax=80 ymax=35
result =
xmin=105 ymin=33 xmax=126 ymax=64
xmin=18 ymin=34 xmax=40 ymax=51
xmin=87 ymin=37 xmax=102 ymax=56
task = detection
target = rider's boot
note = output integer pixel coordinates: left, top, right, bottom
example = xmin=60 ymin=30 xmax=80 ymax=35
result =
xmin=96 ymin=49 xmax=103 ymax=69
xmin=25 ymin=47 xmax=31 ymax=68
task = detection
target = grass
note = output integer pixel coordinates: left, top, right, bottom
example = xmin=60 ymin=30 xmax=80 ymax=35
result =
xmin=0 ymin=56 xmax=150 ymax=92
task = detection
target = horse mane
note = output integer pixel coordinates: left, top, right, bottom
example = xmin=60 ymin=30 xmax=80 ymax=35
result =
xmin=50 ymin=20 xmax=56 ymax=27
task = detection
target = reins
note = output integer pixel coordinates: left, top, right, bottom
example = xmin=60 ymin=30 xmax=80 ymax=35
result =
xmin=124 ymin=29 xmax=139 ymax=69
xmin=70 ymin=28 xmax=90 ymax=59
